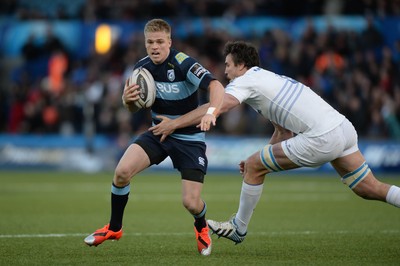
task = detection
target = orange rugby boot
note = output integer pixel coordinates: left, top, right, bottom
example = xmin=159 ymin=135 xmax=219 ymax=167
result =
xmin=84 ymin=224 xmax=122 ymax=247
xmin=194 ymin=223 xmax=212 ymax=256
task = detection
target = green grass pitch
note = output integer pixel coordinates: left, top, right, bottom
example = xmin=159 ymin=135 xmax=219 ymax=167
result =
xmin=0 ymin=170 xmax=399 ymax=265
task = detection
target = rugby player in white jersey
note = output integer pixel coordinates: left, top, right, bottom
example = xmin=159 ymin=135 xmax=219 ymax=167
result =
xmin=149 ymin=41 xmax=400 ymax=244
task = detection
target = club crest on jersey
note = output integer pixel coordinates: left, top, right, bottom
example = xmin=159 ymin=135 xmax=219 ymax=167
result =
xmin=167 ymin=69 xmax=175 ymax=81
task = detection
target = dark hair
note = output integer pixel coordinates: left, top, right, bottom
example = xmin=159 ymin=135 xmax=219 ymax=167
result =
xmin=223 ymin=41 xmax=260 ymax=68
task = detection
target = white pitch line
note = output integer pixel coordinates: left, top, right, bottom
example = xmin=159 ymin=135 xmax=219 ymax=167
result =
xmin=0 ymin=230 xmax=398 ymax=239
xmin=0 ymin=233 xmax=87 ymax=238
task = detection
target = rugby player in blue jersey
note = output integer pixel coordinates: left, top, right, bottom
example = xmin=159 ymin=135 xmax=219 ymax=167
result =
xmin=84 ymin=19 xmax=224 ymax=256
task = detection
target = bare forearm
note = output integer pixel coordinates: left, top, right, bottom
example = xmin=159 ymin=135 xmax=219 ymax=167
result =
xmin=171 ymin=103 xmax=210 ymax=129
xmin=207 ymin=80 xmax=225 ymax=116
xmin=150 ymin=80 xmax=225 ymax=135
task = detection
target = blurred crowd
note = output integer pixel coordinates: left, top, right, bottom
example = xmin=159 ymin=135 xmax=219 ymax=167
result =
xmin=1 ymin=0 xmax=400 ymax=141
xmin=2 ymin=0 xmax=400 ymax=20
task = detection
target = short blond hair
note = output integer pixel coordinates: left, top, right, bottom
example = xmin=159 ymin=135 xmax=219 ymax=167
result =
xmin=144 ymin=19 xmax=171 ymax=36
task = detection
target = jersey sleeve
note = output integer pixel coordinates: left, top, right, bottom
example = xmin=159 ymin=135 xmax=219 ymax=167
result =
xmin=225 ymin=78 xmax=252 ymax=103
xmin=177 ymin=54 xmax=215 ymax=90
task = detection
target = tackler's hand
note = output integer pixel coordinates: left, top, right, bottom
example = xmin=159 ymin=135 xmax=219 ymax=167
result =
xmin=197 ymin=113 xmax=216 ymax=131
xmin=239 ymin=160 xmax=245 ymax=176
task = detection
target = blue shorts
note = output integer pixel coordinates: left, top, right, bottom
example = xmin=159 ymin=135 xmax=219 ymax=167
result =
xmin=134 ymin=131 xmax=208 ymax=175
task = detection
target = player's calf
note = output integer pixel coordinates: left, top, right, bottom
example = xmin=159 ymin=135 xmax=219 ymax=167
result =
xmin=342 ymin=162 xmax=400 ymax=207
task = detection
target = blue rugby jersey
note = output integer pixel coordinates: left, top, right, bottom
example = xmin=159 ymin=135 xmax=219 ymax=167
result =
xmin=133 ymin=49 xmax=215 ymax=142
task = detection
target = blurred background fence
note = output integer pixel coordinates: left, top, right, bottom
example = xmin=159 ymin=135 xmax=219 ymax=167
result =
xmin=0 ymin=0 xmax=399 ymax=172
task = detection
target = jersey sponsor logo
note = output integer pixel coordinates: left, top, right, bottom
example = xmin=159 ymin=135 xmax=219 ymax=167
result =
xmin=175 ymin=52 xmax=189 ymax=64
xmin=198 ymin=156 xmax=205 ymax=166
xmin=190 ymin=63 xmax=208 ymax=79
xmin=167 ymin=69 xmax=175 ymax=81
xmin=156 ymin=83 xmax=180 ymax=93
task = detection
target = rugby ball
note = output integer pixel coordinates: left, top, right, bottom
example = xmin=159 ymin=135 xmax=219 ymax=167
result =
xmin=129 ymin=67 xmax=156 ymax=109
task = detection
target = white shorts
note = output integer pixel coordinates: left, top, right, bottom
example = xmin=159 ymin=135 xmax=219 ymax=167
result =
xmin=281 ymin=118 xmax=359 ymax=167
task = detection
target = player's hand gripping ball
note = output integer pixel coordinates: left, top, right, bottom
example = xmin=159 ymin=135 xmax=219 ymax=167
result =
xmin=129 ymin=67 xmax=156 ymax=109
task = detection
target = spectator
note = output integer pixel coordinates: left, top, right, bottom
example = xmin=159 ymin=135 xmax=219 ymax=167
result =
xmin=2 ymin=1 xmax=400 ymax=142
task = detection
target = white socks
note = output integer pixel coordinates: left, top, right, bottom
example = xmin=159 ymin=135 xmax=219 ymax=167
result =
xmin=386 ymin=185 xmax=400 ymax=207
xmin=235 ymin=181 xmax=264 ymax=234
xmin=233 ymin=183 xmax=399 ymax=235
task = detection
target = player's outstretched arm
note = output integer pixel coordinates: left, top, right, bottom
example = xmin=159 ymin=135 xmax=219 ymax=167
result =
xmin=149 ymin=104 xmax=210 ymax=142
xmin=149 ymin=80 xmax=224 ymax=141
xmin=199 ymin=80 xmax=225 ymax=131
xmin=149 ymin=93 xmax=240 ymax=142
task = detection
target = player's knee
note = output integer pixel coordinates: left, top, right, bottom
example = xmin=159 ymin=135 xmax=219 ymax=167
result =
xmin=243 ymin=157 xmax=267 ymax=184
xmin=244 ymin=156 xmax=254 ymax=167
xmin=114 ymin=166 xmax=132 ymax=186
xmin=247 ymin=151 xmax=273 ymax=174
xmin=245 ymin=156 xmax=260 ymax=174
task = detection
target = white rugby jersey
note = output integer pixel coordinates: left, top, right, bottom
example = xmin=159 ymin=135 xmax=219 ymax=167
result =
xmin=225 ymin=67 xmax=345 ymax=137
